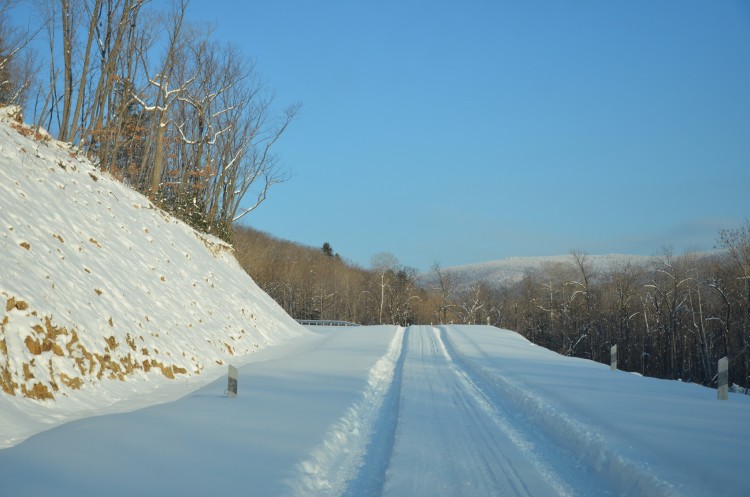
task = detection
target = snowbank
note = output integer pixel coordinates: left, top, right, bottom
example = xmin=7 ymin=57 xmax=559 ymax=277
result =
xmin=0 ymin=107 xmax=305 ymax=446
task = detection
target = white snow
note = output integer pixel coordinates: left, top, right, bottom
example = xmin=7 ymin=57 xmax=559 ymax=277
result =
xmin=0 ymin=106 xmax=305 ymax=447
xmin=1 ymin=108 xmax=749 ymax=496
xmin=1 ymin=325 xmax=748 ymax=497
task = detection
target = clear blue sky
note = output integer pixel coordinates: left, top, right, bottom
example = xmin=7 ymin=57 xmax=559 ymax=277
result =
xmin=188 ymin=0 xmax=750 ymax=271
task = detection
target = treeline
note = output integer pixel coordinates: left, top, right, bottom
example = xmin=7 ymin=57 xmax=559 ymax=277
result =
xmin=1 ymin=0 xmax=296 ymax=241
xmin=487 ymin=244 xmax=748 ymax=391
xmin=233 ymin=227 xmax=427 ymax=326
xmin=235 ymin=223 xmax=750 ymax=391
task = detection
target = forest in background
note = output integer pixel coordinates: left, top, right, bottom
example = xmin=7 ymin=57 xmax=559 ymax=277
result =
xmin=234 ymin=223 xmax=750 ymax=393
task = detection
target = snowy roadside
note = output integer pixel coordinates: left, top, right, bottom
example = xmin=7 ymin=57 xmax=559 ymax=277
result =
xmin=0 ymin=326 xmax=399 ymax=497
xmin=1 ymin=325 xmax=749 ymax=497
xmin=288 ymin=326 xmax=406 ymax=497
xmin=441 ymin=325 xmax=750 ymax=497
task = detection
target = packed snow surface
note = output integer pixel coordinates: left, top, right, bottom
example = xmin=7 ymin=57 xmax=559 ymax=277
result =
xmin=1 ymin=325 xmax=748 ymax=497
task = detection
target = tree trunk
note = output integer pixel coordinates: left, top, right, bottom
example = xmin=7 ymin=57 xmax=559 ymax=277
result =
xmin=66 ymin=0 xmax=103 ymax=144
xmin=58 ymin=0 xmax=74 ymax=141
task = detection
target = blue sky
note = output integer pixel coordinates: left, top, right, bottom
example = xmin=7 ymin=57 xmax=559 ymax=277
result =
xmin=188 ymin=0 xmax=749 ymax=271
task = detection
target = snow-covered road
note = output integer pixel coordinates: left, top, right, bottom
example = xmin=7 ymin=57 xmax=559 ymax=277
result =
xmin=383 ymin=326 xmax=576 ymax=497
xmin=1 ymin=325 xmax=748 ymax=497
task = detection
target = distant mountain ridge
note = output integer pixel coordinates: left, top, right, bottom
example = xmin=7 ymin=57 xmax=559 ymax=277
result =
xmin=421 ymin=253 xmax=666 ymax=292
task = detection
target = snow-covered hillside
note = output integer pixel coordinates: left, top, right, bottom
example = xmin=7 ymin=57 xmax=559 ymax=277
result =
xmin=0 ymin=106 xmax=305 ymax=446
xmin=421 ymin=254 xmax=659 ymax=291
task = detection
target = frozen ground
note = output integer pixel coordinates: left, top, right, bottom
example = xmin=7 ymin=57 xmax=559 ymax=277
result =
xmin=1 ymin=324 xmax=748 ymax=497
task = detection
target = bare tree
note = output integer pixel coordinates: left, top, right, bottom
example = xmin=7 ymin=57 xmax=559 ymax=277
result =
xmin=538 ymin=261 xmax=576 ymax=353
xmin=0 ymin=0 xmax=39 ymax=107
xmin=129 ymin=0 xmax=190 ymax=195
xmin=718 ymin=221 xmax=750 ymax=388
xmin=371 ymin=252 xmax=399 ymax=324
xmin=127 ymin=11 xmax=297 ymax=237
xmin=601 ymin=260 xmax=644 ymax=371
xmin=432 ymin=262 xmax=455 ymax=324
xmin=226 ymin=102 xmax=298 ymax=223
xmin=57 ymin=0 xmax=96 ymax=142
xmin=458 ymin=282 xmax=491 ymax=324
xmin=56 ymin=0 xmax=75 ymax=139
xmin=570 ymin=250 xmax=598 ymax=359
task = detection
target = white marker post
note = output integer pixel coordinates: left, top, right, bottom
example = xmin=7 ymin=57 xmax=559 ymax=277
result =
xmin=227 ymin=365 xmax=238 ymax=398
xmin=717 ymin=357 xmax=728 ymax=401
xmin=610 ymin=345 xmax=617 ymax=371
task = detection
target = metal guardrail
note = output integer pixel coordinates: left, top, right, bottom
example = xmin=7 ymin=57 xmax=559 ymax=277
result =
xmin=296 ymin=319 xmax=360 ymax=327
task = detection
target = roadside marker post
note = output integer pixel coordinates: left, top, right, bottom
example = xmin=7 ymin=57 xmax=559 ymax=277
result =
xmin=227 ymin=365 xmax=238 ymax=398
xmin=610 ymin=345 xmax=617 ymax=371
xmin=718 ymin=357 xmax=728 ymax=401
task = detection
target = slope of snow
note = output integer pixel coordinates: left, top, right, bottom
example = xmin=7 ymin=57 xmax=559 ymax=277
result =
xmin=0 ymin=107 xmax=306 ymax=447
xmin=1 ymin=325 xmax=747 ymax=497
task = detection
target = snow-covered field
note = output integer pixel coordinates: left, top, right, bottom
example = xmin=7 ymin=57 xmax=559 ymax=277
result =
xmin=1 ymin=324 xmax=748 ymax=497
xmin=1 ymin=108 xmax=749 ymax=496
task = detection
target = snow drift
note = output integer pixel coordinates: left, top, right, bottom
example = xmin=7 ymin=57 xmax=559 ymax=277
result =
xmin=0 ymin=106 xmax=305 ymax=445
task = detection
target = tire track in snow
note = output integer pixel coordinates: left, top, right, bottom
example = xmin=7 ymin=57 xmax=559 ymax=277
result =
xmin=441 ymin=326 xmax=679 ymax=497
xmin=425 ymin=327 xmax=576 ymax=497
xmin=285 ymin=326 xmax=408 ymax=497
xmin=380 ymin=326 xmax=573 ymax=496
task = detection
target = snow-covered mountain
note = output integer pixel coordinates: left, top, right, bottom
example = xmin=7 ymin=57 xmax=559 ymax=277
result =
xmin=0 ymin=106 xmax=305 ymax=446
xmin=421 ymin=253 xmax=659 ymax=291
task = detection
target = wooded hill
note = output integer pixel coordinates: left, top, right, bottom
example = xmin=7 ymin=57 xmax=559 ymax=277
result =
xmin=234 ymin=224 xmax=750 ymax=393
xmin=1 ymin=0 xmax=296 ymax=242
